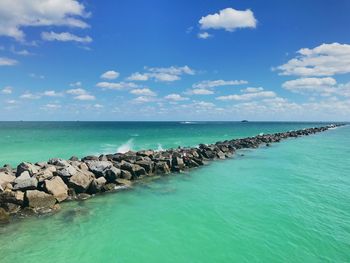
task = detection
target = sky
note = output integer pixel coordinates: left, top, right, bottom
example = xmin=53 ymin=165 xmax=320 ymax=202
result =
xmin=0 ymin=0 xmax=350 ymax=121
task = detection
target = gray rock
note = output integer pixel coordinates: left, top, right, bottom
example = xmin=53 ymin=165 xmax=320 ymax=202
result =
xmin=25 ymin=190 xmax=56 ymax=209
xmin=68 ymin=171 xmax=93 ymax=193
xmin=55 ymin=165 xmax=77 ymax=179
xmin=136 ymin=160 xmax=154 ymax=174
xmin=13 ymin=172 xmax=38 ymax=191
xmin=155 ymin=162 xmax=171 ymax=174
xmin=89 ymin=177 xmax=107 ymax=194
xmin=120 ymin=161 xmax=146 ymax=179
xmin=104 ymin=166 xmax=121 ymax=183
xmin=48 ymin=158 xmax=70 ymax=167
xmin=44 ymin=176 xmax=68 ymax=202
xmin=16 ymin=162 xmax=39 ymax=176
xmin=86 ymin=161 xmax=113 ymax=178
xmin=0 ymin=190 xmax=24 ymax=206
xmin=120 ymin=170 xmax=133 ymax=180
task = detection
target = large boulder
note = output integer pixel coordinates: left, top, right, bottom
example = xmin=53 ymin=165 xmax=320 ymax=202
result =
xmin=48 ymin=158 xmax=70 ymax=167
xmin=86 ymin=161 xmax=113 ymax=178
xmin=136 ymin=160 xmax=154 ymax=174
xmin=0 ymin=190 xmax=24 ymax=206
xmin=154 ymin=162 xmax=171 ymax=174
xmin=13 ymin=171 xmax=38 ymax=191
xmin=120 ymin=161 xmax=146 ymax=179
xmin=68 ymin=171 xmax=93 ymax=193
xmin=0 ymin=172 xmax=16 ymax=190
xmin=104 ymin=167 xmax=121 ymax=183
xmin=55 ymin=165 xmax=77 ymax=180
xmin=16 ymin=162 xmax=39 ymax=177
xmin=120 ymin=170 xmax=133 ymax=180
xmin=36 ymin=166 xmax=56 ymax=183
xmin=89 ymin=177 xmax=107 ymax=194
xmin=25 ymin=190 xmax=56 ymax=209
xmin=44 ymin=176 xmax=68 ymax=202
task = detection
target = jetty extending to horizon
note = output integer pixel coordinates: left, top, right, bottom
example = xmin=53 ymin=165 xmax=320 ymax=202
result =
xmin=0 ymin=124 xmax=345 ymax=224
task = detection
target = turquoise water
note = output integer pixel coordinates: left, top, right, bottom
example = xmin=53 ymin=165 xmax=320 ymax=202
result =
xmin=0 ymin=122 xmax=349 ymax=262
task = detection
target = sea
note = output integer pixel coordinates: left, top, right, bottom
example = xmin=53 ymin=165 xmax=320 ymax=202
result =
xmin=0 ymin=121 xmax=349 ymax=262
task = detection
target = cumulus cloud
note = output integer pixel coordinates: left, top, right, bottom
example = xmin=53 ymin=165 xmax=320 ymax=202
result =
xmin=96 ymin=82 xmax=138 ymax=90
xmin=0 ymin=0 xmax=89 ymax=41
xmin=216 ymin=89 xmax=276 ymax=101
xmin=282 ymin=77 xmax=337 ymax=93
xmin=127 ymin=66 xmax=195 ymax=82
xmin=193 ymin=79 xmax=248 ymax=89
xmin=277 ymin=43 xmax=350 ymax=77
xmin=42 ymin=103 xmax=61 ymax=110
xmin=241 ymin=87 xmax=264 ymax=93
xmin=133 ymin=96 xmax=157 ymax=103
xmin=43 ymin=90 xmax=63 ymax=97
xmin=101 ymin=70 xmax=120 ymax=80
xmin=1 ymin=86 xmax=13 ymax=94
xmin=66 ymin=88 xmax=95 ymax=100
xmin=164 ymin=94 xmax=189 ymax=101
xmin=0 ymin=57 xmax=18 ymax=66
xmin=41 ymin=31 xmax=92 ymax=43
xmin=197 ymin=32 xmax=212 ymax=39
xmin=130 ymin=88 xmax=156 ymax=96
xmin=20 ymin=93 xmax=41 ymax=99
xmin=199 ymin=8 xmax=257 ymax=32
xmin=186 ymin=88 xmax=214 ymax=95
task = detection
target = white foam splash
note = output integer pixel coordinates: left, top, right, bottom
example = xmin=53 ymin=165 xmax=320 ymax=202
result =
xmin=117 ymin=139 xmax=134 ymax=153
xmin=156 ymin=143 xmax=164 ymax=152
xmin=259 ymin=132 xmax=264 ymax=136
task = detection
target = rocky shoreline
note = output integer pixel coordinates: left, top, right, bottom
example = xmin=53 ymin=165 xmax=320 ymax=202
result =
xmin=0 ymin=124 xmax=345 ymax=224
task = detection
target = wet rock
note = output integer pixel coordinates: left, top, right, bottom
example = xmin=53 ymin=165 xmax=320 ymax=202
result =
xmin=101 ymin=183 xmax=116 ymax=192
xmin=48 ymin=158 xmax=70 ymax=167
xmin=104 ymin=167 xmax=121 ymax=183
xmin=44 ymin=176 xmax=68 ymax=202
xmin=155 ymin=162 xmax=171 ymax=174
xmin=36 ymin=167 xmax=56 ymax=183
xmin=13 ymin=172 xmax=38 ymax=191
xmin=81 ymin=155 xmax=99 ymax=162
xmin=16 ymin=162 xmax=39 ymax=177
xmin=120 ymin=170 xmax=133 ymax=180
xmin=0 ymin=207 xmax=10 ymax=224
xmin=216 ymin=151 xmax=226 ymax=160
xmin=25 ymin=190 xmax=56 ymax=209
xmin=69 ymin=156 xmax=80 ymax=162
xmin=89 ymin=177 xmax=107 ymax=194
xmin=68 ymin=171 xmax=93 ymax=193
xmin=76 ymin=193 xmax=91 ymax=201
xmin=55 ymin=165 xmax=77 ymax=180
xmin=135 ymin=160 xmax=154 ymax=174
xmin=115 ymin=178 xmax=132 ymax=188
xmin=0 ymin=190 xmax=24 ymax=206
xmin=120 ymin=161 xmax=146 ymax=179
xmin=172 ymin=156 xmax=185 ymax=171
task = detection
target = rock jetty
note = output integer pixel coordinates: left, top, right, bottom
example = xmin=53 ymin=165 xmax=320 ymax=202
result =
xmin=0 ymin=124 xmax=344 ymax=223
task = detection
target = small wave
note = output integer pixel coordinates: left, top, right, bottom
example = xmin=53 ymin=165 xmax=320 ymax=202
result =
xmin=130 ymin=133 xmax=139 ymax=137
xmin=259 ymin=132 xmax=264 ymax=136
xmin=156 ymin=143 xmax=164 ymax=152
xmin=180 ymin=121 xmax=196 ymax=124
xmin=117 ymin=139 xmax=134 ymax=153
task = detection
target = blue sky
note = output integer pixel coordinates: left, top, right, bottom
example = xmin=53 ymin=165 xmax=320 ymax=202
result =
xmin=0 ymin=0 xmax=350 ymax=121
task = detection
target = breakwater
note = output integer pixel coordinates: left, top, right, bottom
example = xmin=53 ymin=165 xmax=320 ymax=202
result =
xmin=0 ymin=124 xmax=344 ymax=223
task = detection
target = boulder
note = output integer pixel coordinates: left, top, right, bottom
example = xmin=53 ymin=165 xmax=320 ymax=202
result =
xmin=136 ymin=160 xmax=154 ymax=174
xmin=81 ymin=155 xmax=99 ymax=162
xmin=48 ymin=158 xmax=70 ymax=167
xmin=172 ymin=157 xmax=185 ymax=171
xmin=216 ymin=151 xmax=226 ymax=160
xmin=69 ymin=156 xmax=80 ymax=162
xmin=89 ymin=177 xmax=107 ymax=194
xmin=101 ymin=183 xmax=116 ymax=192
xmin=16 ymin=162 xmax=39 ymax=176
xmin=55 ymin=165 xmax=77 ymax=179
xmin=13 ymin=172 xmax=38 ymax=191
xmin=25 ymin=190 xmax=56 ymax=209
xmin=120 ymin=161 xmax=146 ymax=179
xmin=104 ymin=167 xmax=121 ymax=183
xmin=154 ymin=162 xmax=171 ymax=174
xmin=44 ymin=176 xmax=68 ymax=202
xmin=0 ymin=208 xmax=10 ymax=224
xmin=116 ymin=178 xmax=132 ymax=188
xmin=68 ymin=171 xmax=93 ymax=193
xmin=86 ymin=161 xmax=113 ymax=178
xmin=121 ymin=170 xmax=133 ymax=180
xmin=0 ymin=172 xmax=16 ymax=190
xmin=36 ymin=167 xmax=56 ymax=183
xmin=0 ymin=190 xmax=24 ymax=205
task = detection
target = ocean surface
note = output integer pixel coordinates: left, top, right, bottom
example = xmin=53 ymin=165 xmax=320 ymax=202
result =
xmin=0 ymin=122 xmax=349 ymax=262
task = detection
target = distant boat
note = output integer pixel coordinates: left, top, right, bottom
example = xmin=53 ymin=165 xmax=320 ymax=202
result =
xmin=241 ymin=120 xmax=249 ymax=123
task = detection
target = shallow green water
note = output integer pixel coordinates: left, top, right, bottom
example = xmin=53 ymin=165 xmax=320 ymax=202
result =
xmin=0 ymin=122 xmax=349 ymax=262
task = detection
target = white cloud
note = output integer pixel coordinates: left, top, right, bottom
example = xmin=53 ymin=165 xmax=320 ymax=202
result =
xmin=0 ymin=0 xmax=89 ymax=41
xmin=96 ymin=82 xmax=138 ymax=90
xmin=6 ymin=99 xmax=17 ymax=104
xmin=29 ymin=73 xmax=45 ymax=79
xmin=199 ymin=8 xmax=257 ymax=32
xmin=41 ymin=31 xmax=92 ymax=43
xmin=20 ymin=93 xmax=41 ymax=99
xmin=130 ymin=88 xmax=156 ymax=96
xmin=127 ymin=66 xmax=195 ymax=82
xmin=216 ymin=90 xmax=276 ymax=101
xmin=127 ymin=72 xmax=149 ymax=81
xmin=93 ymin=104 xmax=103 ymax=108
xmin=70 ymin=81 xmax=82 ymax=87
xmin=277 ymin=43 xmax=350 ymax=77
xmin=42 ymin=103 xmax=61 ymax=110
xmin=10 ymin=46 xmax=33 ymax=56
xmin=74 ymin=94 xmax=95 ymax=101
xmin=133 ymin=96 xmax=157 ymax=103
xmin=186 ymin=88 xmax=214 ymax=95
xmin=241 ymin=87 xmax=264 ymax=93
xmin=282 ymin=77 xmax=337 ymax=93
xmin=101 ymin=70 xmax=119 ymax=80
xmin=1 ymin=86 xmax=13 ymax=94
xmin=164 ymin=94 xmax=189 ymax=101
xmin=66 ymin=88 xmax=95 ymax=100
xmin=43 ymin=90 xmax=63 ymax=97
xmin=197 ymin=32 xmax=212 ymax=39
xmin=193 ymin=79 xmax=248 ymax=89
xmin=0 ymin=57 xmax=18 ymax=66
